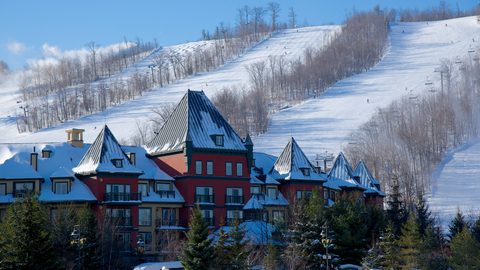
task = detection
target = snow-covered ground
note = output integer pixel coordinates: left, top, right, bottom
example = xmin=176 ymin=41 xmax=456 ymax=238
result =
xmin=428 ymin=138 xmax=480 ymax=227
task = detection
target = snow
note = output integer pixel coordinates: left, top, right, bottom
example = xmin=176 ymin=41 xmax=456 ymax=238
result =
xmin=427 ymin=138 xmax=480 ymax=227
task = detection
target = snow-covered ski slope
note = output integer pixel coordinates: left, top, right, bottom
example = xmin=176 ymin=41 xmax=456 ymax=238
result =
xmin=0 ymin=25 xmax=339 ymax=143
xmin=254 ymin=16 xmax=480 ymax=159
xmin=428 ymin=138 xmax=480 ymax=226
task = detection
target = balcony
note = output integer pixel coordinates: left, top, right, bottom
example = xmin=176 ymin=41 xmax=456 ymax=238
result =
xmin=156 ymin=190 xmax=176 ymax=199
xmin=195 ymin=194 xmax=215 ymax=204
xmin=156 ymin=219 xmax=188 ymax=228
xmin=103 ymin=192 xmax=142 ymax=205
xmin=225 ymin=195 xmax=245 ymax=205
xmin=108 ymin=216 xmax=133 ymax=227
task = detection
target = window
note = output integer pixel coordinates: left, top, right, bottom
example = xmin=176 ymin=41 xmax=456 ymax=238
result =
xmin=139 ymin=208 xmax=152 ymax=226
xmin=14 ymin=182 xmax=34 ymax=197
xmin=106 ymin=184 xmax=131 ymax=201
xmin=273 ymin=210 xmax=285 ymax=221
xmin=236 ymin=162 xmax=243 ymax=176
xmin=225 ymin=162 xmax=232 ymax=176
xmin=137 ymin=232 xmax=152 ymax=251
xmin=163 ymin=209 xmax=176 ymax=220
xmin=195 ymin=160 xmax=202 ymax=175
xmin=156 ymin=183 xmax=170 ymax=192
xmin=296 ymin=190 xmax=312 ymax=199
xmin=106 ymin=208 xmax=131 ymax=226
xmin=139 ymin=183 xmax=148 ymax=197
xmin=116 ymin=232 xmax=131 ymax=251
xmin=42 ymin=150 xmax=51 ymax=158
xmin=201 ymin=209 xmax=214 ymax=226
xmin=378 ymin=203 xmax=383 ymax=209
xmin=330 ymin=191 xmax=336 ymax=202
xmin=206 ymin=161 xmax=213 ymax=175
xmin=250 ymin=186 xmax=260 ymax=195
xmin=267 ymin=187 xmax=277 ymax=200
xmin=215 ymin=135 xmax=224 ymax=146
xmin=301 ymin=168 xmax=310 ymax=176
xmin=227 ymin=210 xmax=243 ymax=225
xmin=55 ymin=182 xmax=68 ymax=194
xmin=358 ymin=198 xmax=363 ymax=205
xmin=113 ymin=159 xmax=123 ymax=168
xmin=196 ymin=186 xmax=214 ymax=203
xmin=226 ymin=187 xmax=244 ymax=204
xmin=0 ymin=184 xmax=6 ymax=196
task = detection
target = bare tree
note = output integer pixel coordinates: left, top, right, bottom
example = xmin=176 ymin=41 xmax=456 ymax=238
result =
xmin=85 ymin=41 xmax=100 ymax=80
xmin=252 ymin=7 xmax=266 ymax=36
xmin=288 ymin=7 xmax=297 ymax=28
xmin=266 ymin=2 xmax=281 ymax=31
xmin=149 ymin=102 xmax=176 ymax=130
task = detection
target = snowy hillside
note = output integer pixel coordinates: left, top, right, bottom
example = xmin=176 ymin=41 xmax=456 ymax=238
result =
xmin=0 ymin=25 xmax=339 ymax=144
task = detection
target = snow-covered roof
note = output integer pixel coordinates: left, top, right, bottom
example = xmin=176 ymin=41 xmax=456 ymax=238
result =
xmin=122 ymin=146 xmax=174 ymax=181
xmin=354 ymin=159 xmax=385 ymax=197
xmin=243 ymin=195 xmax=265 ymax=210
xmin=327 ymin=152 xmax=366 ymax=190
xmin=50 ymin=167 xmax=75 ymax=179
xmin=211 ymin=221 xmax=274 ymax=245
xmin=268 ymin=137 xmax=326 ymax=182
xmin=0 ymin=155 xmax=43 ymax=180
xmin=73 ymin=125 xmax=143 ymax=175
xmin=141 ymin=185 xmax=185 ymax=204
xmin=145 ymin=90 xmax=248 ymax=155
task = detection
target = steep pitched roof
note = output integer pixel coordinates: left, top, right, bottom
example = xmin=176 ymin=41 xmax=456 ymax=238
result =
xmin=145 ymin=90 xmax=247 ymax=155
xmin=268 ymin=137 xmax=326 ymax=182
xmin=354 ymin=159 xmax=386 ymax=196
xmin=328 ymin=152 xmax=365 ymax=190
xmin=73 ymin=125 xmax=142 ymax=175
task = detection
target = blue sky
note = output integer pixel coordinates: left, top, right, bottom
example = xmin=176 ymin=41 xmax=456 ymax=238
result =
xmin=0 ymin=0 xmax=477 ymax=71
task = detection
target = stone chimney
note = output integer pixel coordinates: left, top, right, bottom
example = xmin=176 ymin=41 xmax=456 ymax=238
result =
xmin=30 ymin=147 xmax=38 ymax=171
xmin=127 ymin=152 xmax=136 ymax=165
xmin=66 ymin=128 xmax=85 ymax=147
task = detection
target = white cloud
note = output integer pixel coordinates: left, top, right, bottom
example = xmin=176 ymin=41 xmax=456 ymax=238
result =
xmin=7 ymin=42 xmax=27 ymax=55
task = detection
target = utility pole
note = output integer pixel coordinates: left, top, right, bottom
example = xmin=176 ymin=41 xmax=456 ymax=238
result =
xmin=148 ymin=64 xmax=157 ymax=83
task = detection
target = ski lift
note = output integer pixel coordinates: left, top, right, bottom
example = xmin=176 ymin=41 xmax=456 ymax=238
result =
xmin=424 ymin=76 xmax=433 ymax=86
xmin=454 ymin=56 xmax=462 ymax=64
xmin=428 ymin=87 xmax=436 ymax=93
xmin=409 ymin=94 xmax=418 ymax=100
xmin=468 ymin=46 xmax=475 ymax=53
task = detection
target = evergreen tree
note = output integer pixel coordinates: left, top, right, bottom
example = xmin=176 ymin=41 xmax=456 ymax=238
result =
xmin=214 ymin=217 xmax=250 ymax=270
xmin=380 ymin=222 xmax=401 ymax=270
xmin=264 ymin=243 xmax=281 ymax=270
xmin=398 ymin=214 xmax=423 ymax=270
xmin=78 ymin=204 xmax=103 ymax=270
xmin=449 ymin=225 xmax=480 ymax=269
xmin=448 ymin=209 xmax=468 ymax=241
xmin=415 ymin=192 xmax=432 ymax=236
xmin=419 ymin=225 xmax=448 ymax=270
xmin=51 ymin=203 xmax=78 ymax=269
xmin=471 ymin=214 xmax=480 ymax=243
xmin=386 ymin=178 xmax=408 ymax=236
xmin=179 ymin=205 xmax=215 ymax=270
xmin=0 ymin=192 xmax=61 ymax=270
xmin=361 ymin=239 xmax=383 ymax=269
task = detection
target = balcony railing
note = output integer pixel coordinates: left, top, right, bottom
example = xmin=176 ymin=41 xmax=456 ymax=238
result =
xmin=103 ymin=192 xmax=141 ymax=202
xmin=156 ymin=190 xmax=176 ymax=199
xmin=226 ymin=195 xmax=245 ymax=204
xmin=156 ymin=219 xmax=187 ymax=228
xmin=108 ymin=216 xmax=133 ymax=227
xmin=195 ymin=194 xmax=215 ymax=204
xmin=203 ymin=217 xmax=215 ymax=227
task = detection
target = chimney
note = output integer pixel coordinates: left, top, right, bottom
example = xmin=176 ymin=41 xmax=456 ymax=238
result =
xmin=66 ymin=128 xmax=85 ymax=147
xmin=127 ymin=152 xmax=136 ymax=165
xmin=30 ymin=150 xmax=38 ymax=171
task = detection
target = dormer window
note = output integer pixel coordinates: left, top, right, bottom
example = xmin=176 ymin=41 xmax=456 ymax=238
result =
xmin=42 ymin=150 xmax=52 ymax=158
xmin=113 ymin=159 xmax=123 ymax=168
xmin=301 ymin=168 xmax=310 ymax=176
xmin=215 ymin=135 xmax=224 ymax=146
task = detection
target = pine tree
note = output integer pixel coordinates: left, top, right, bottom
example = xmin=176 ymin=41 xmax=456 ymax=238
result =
xmin=51 ymin=203 xmax=78 ymax=269
xmin=179 ymin=205 xmax=215 ymax=270
xmin=0 ymin=192 xmax=61 ymax=270
xmin=415 ymin=192 xmax=432 ymax=236
xmin=386 ymin=178 xmax=408 ymax=236
xmin=361 ymin=239 xmax=383 ymax=269
xmin=448 ymin=209 xmax=468 ymax=241
xmin=471 ymin=214 xmax=480 ymax=243
xmin=227 ymin=217 xmax=250 ymax=269
xmin=380 ymin=222 xmax=401 ymax=270
xmin=419 ymin=225 xmax=448 ymax=270
xmin=398 ymin=214 xmax=423 ymax=270
xmin=78 ymin=204 xmax=103 ymax=270
xmin=449 ymin=225 xmax=480 ymax=269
